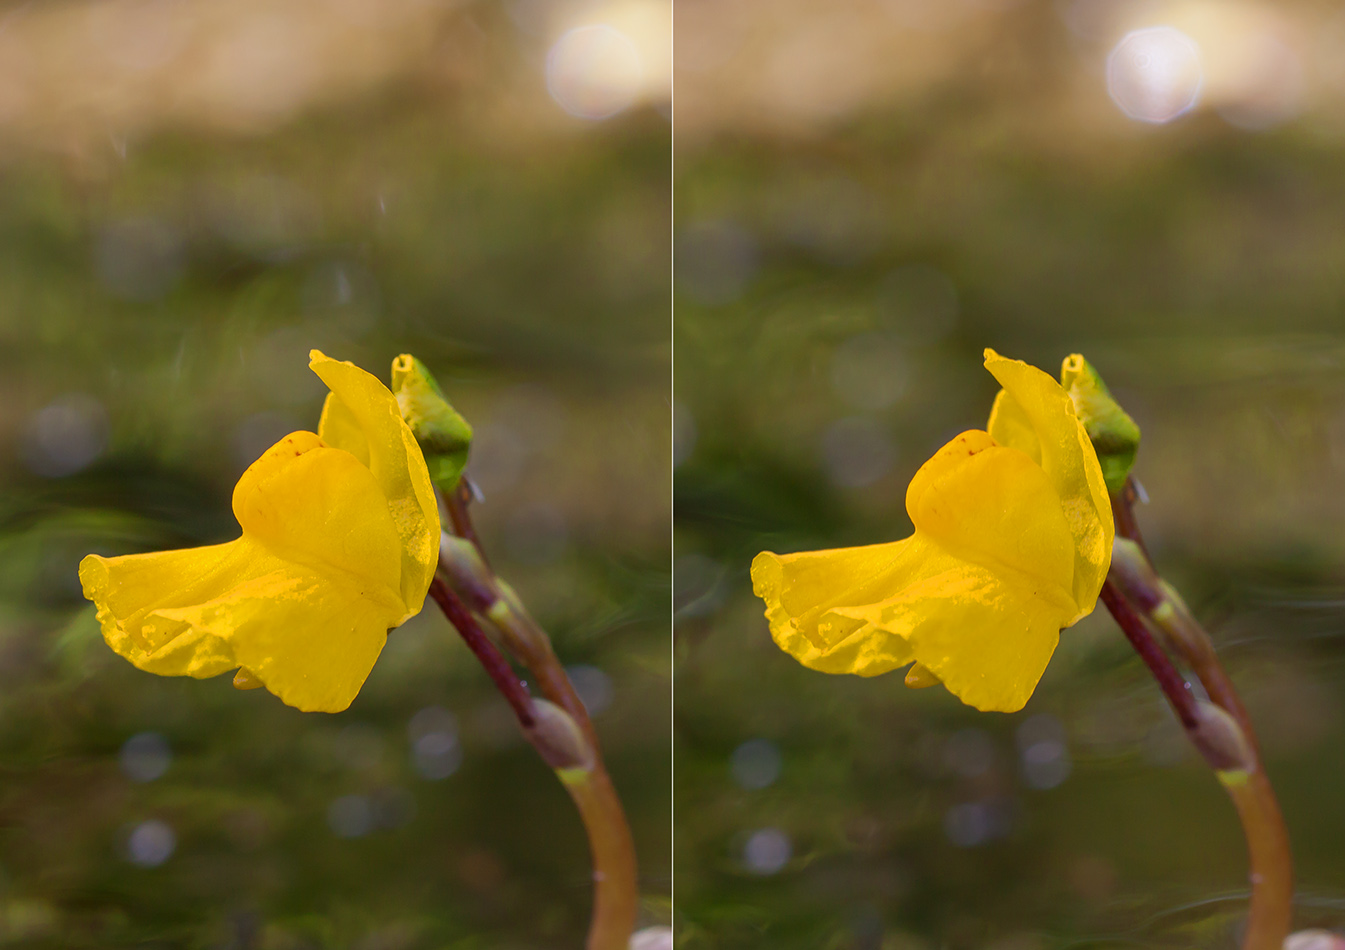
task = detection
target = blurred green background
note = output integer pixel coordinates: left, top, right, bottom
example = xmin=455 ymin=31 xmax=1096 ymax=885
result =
xmin=674 ymin=0 xmax=1345 ymax=947
xmin=0 ymin=0 xmax=669 ymax=946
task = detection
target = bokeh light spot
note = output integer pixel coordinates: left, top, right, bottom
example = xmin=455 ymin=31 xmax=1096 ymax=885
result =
xmin=742 ymin=827 xmax=791 ymax=874
xmin=120 ymin=732 xmax=171 ymax=783
xmin=21 ymin=394 xmax=109 ymax=478
xmin=730 ymin=738 xmax=782 ymax=790
xmin=1107 ymin=26 xmax=1202 ymax=124
xmin=125 ymin=819 xmax=176 ymax=867
xmin=630 ymin=927 xmax=674 ymax=950
xmin=409 ymin=706 xmax=462 ymax=781
xmin=546 ymin=24 xmax=643 ymax=120
xmin=944 ymin=802 xmax=990 ymax=847
xmin=1016 ymin=713 xmax=1072 ymax=789
xmin=327 ymin=794 xmax=374 ymax=838
xmin=413 ymin=732 xmax=462 ymax=781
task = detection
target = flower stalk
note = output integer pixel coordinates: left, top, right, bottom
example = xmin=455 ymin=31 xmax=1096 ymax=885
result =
xmin=433 ymin=484 xmax=638 ymax=950
xmin=427 ymin=576 xmax=535 ymax=729
xmin=1102 ymin=478 xmax=1292 ymax=950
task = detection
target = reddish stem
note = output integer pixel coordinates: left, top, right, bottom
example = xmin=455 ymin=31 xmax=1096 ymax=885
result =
xmin=446 ymin=480 xmax=488 ymax=567
xmin=1099 ymin=580 xmax=1199 ymax=730
xmin=1111 ymin=477 xmax=1151 ymax=560
xmin=427 ymin=576 xmax=533 ymax=728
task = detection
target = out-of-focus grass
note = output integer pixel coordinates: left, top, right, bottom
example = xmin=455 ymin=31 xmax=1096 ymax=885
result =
xmin=674 ymin=1 xmax=1345 ymax=946
xmin=0 ymin=2 xmax=670 ymax=946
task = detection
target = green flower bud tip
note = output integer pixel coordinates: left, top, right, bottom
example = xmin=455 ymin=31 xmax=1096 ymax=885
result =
xmin=391 ymin=354 xmax=474 ymax=491
xmin=1060 ymin=354 xmax=1141 ymax=495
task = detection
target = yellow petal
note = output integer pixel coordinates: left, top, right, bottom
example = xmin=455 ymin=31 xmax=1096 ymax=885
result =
xmin=986 ymin=389 xmax=1042 ymax=464
xmin=233 ymin=668 xmax=264 ymax=690
xmin=754 ymin=420 xmax=1090 ymax=712
xmin=982 ymin=349 xmax=1113 ymax=621
xmin=80 ymin=541 xmax=257 ymax=680
xmin=903 ymin=663 xmax=940 ymax=689
xmin=309 ymin=350 xmax=440 ymax=619
xmin=753 ymin=352 xmax=1114 ymax=714
xmin=904 ymin=429 xmax=1076 ymax=609
xmin=153 ymin=560 xmax=395 ymax=712
xmin=81 ymin=424 xmax=415 ymax=713
xmin=231 ymin=431 xmax=403 ymax=600
xmin=834 ymin=563 xmax=1062 ymax=712
xmin=316 ymin=391 xmax=371 ymax=467
xmin=752 ymin=539 xmax=940 ymax=676
xmin=755 ymin=528 xmax=1068 ymax=711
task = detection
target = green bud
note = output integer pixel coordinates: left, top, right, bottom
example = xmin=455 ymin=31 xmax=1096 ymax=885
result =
xmin=1060 ymin=354 xmax=1141 ymax=495
xmin=390 ymin=354 xmax=473 ymax=491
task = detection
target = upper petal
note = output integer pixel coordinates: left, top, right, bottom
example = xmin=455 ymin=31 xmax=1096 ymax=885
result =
xmin=986 ymin=388 xmax=1042 ymax=464
xmin=231 ymin=431 xmax=403 ymax=608
xmin=316 ymin=390 xmax=371 ymax=468
xmin=982 ymin=349 xmax=1113 ymax=622
xmin=905 ymin=429 xmax=1077 ymax=611
xmin=309 ymin=350 xmax=440 ymax=619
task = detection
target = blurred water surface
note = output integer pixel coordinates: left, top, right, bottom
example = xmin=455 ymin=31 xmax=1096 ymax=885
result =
xmin=0 ymin=0 xmax=670 ymax=946
xmin=675 ymin=0 xmax=1345 ymax=946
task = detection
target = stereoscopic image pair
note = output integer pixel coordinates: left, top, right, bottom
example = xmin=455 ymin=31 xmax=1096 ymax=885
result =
xmin=2 ymin=1 xmax=1343 ymax=948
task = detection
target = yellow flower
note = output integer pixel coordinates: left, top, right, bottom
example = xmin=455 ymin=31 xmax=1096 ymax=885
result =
xmin=78 ymin=350 xmax=440 ymax=713
xmin=751 ymin=349 xmax=1113 ymax=713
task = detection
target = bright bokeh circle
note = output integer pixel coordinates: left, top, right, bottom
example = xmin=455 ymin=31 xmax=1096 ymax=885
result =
xmin=546 ymin=24 xmax=644 ymax=120
xmin=1107 ymin=26 xmax=1203 ymax=124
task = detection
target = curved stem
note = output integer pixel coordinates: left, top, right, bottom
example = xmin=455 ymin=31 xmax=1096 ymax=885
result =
xmin=1106 ymin=483 xmax=1293 ymax=949
xmin=491 ymin=594 xmax=639 ymax=949
xmin=560 ymin=767 xmax=642 ymax=950
xmin=427 ymin=577 xmax=534 ymax=727
xmin=1111 ymin=477 xmax=1151 ymax=561
xmin=445 ymin=479 xmax=488 ymax=568
xmin=435 ymin=492 xmax=639 ymax=950
xmin=1221 ymin=769 xmax=1295 ymax=950
xmin=1099 ymin=580 xmax=1198 ymax=730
